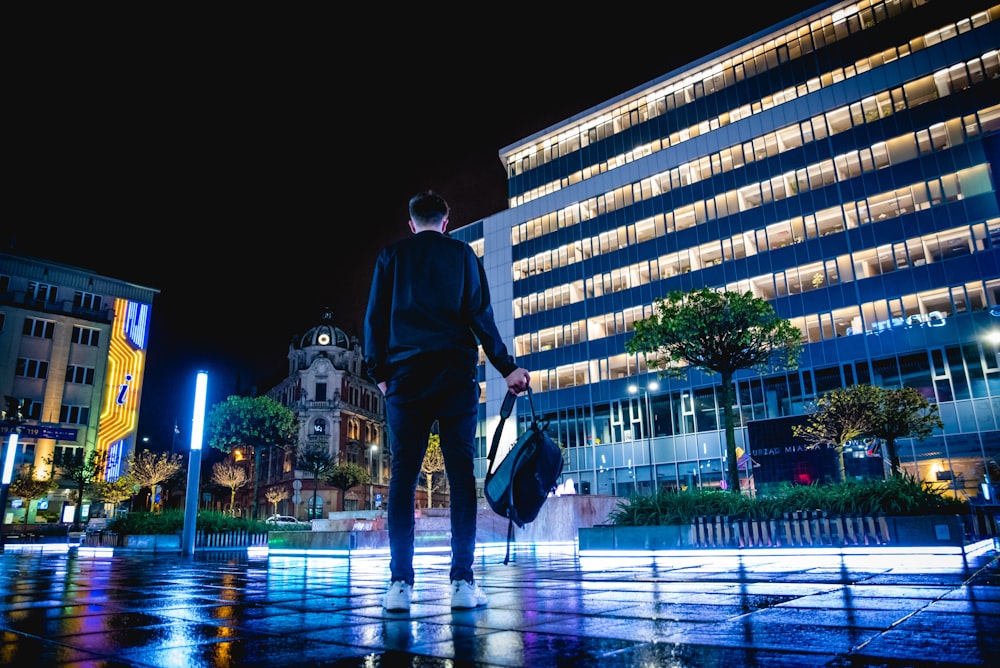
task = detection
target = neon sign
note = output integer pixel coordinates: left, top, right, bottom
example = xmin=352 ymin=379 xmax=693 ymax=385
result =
xmin=96 ymin=298 xmax=150 ymax=481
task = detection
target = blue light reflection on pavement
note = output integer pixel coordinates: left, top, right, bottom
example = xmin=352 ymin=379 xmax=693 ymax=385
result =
xmin=0 ymin=541 xmax=996 ymax=666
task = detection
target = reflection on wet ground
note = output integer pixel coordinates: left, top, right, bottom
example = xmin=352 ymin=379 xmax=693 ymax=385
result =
xmin=0 ymin=543 xmax=997 ymax=666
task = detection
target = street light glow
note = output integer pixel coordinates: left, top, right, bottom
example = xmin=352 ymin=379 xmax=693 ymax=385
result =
xmin=190 ymin=371 xmax=208 ymax=451
xmin=627 ymin=379 xmax=661 ymax=495
xmin=2 ymin=433 xmax=18 ymax=485
xmin=183 ymin=371 xmax=208 ymax=556
xmin=369 ymin=443 xmax=379 ymax=509
xmin=629 ymin=381 xmax=660 ymax=394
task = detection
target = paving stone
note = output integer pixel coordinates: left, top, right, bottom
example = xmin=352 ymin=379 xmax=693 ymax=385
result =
xmin=0 ymin=545 xmax=995 ymax=666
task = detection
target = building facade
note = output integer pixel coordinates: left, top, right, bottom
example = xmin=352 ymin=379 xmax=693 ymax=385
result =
xmin=0 ymin=252 xmax=158 ymax=523
xmin=247 ymin=310 xmax=388 ymax=518
xmin=454 ymin=0 xmax=1000 ymax=502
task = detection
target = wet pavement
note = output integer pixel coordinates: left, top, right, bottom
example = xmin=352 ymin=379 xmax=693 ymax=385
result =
xmin=0 ymin=542 xmax=997 ymax=667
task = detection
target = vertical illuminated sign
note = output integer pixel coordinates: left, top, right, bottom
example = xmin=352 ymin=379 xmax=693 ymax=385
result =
xmin=96 ymin=298 xmax=150 ymax=481
xmin=106 ymin=441 xmax=124 ymax=479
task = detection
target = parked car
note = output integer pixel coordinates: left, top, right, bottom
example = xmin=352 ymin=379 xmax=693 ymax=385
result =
xmin=265 ymin=515 xmax=310 ymax=527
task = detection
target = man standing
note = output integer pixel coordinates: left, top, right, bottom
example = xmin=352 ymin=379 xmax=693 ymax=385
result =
xmin=364 ymin=190 xmax=530 ymax=612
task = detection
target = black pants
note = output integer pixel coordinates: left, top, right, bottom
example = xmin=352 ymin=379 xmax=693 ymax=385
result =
xmin=383 ymin=368 xmax=480 ymax=585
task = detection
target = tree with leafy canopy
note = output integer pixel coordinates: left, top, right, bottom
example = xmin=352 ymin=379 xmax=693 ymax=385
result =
xmin=8 ymin=464 xmax=57 ymax=522
xmin=794 ymin=385 xmax=943 ymax=480
xmin=323 ymin=462 xmax=370 ymax=512
xmin=421 ymin=434 xmax=445 ymax=508
xmin=298 ymin=441 xmax=335 ymax=520
xmin=205 ymin=395 xmax=298 ymax=519
xmin=93 ymin=476 xmax=137 ymax=518
xmin=265 ymin=487 xmax=290 ymax=516
xmin=53 ymin=449 xmax=106 ymax=530
xmin=871 ymin=387 xmax=942 ymax=475
xmin=626 ymin=288 xmax=801 ymax=494
xmin=211 ymin=461 xmax=250 ymax=514
xmin=126 ymin=449 xmax=184 ymax=511
xmin=793 ymin=384 xmax=882 ymax=482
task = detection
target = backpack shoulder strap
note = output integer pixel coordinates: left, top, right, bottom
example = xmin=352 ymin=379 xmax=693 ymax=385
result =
xmin=487 ymin=388 xmax=536 ymax=566
xmin=504 ymin=519 xmax=515 ymax=565
xmin=486 ymin=390 xmax=518 ymax=478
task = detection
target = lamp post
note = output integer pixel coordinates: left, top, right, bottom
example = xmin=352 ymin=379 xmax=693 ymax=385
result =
xmin=628 ymin=380 xmax=659 ymax=494
xmin=182 ymin=371 xmax=208 ymax=557
xmin=368 ymin=444 xmax=378 ymax=509
xmin=981 ymin=327 xmax=999 ymax=500
xmin=0 ymin=429 xmax=20 ymax=553
xmin=1 ymin=397 xmax=24 ymax=552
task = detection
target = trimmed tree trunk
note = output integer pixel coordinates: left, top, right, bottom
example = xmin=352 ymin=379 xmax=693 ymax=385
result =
xmin=886 ymin=436 xmax=900 ymax=474
xmin=721 ymin=371 xmax=739 ymax=493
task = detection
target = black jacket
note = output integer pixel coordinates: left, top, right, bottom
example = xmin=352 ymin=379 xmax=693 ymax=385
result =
xmin=364 ymin=230 xmax=518 ymax=385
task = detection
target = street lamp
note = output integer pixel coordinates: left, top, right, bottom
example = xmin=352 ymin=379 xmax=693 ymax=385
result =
xmin=980 ymin=327 xmax=999 ymax=500
xmin=628 ymin=380 xmax=660 ymax=494
xmin=368 ymin=444 xmax=378 ymax=509
xmin=182 ymin=371 xmax=207 ymax=557
xmin=0 ymin=429 xmax=20 ymax=553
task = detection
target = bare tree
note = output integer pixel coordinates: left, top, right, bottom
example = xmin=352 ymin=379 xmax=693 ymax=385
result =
xmin=421 ymin=434 xmax=445 ymax=508
xmin=211 ymin=461 xmax=250 ymax=514
xmin=126 ymin=449 xmax=184 ymax=511
xmin=265 ymin=486 xmax=290 ymax=516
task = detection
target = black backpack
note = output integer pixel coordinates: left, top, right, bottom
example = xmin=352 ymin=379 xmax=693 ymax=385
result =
xmin=485 ymin=387 xmax=564 ymax=563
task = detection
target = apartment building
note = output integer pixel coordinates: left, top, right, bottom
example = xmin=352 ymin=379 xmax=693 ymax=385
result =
xmin=454 ymin=0 xmax=1000 ymax=500
xmin=0 ymin=252 xmax=157 ymax=523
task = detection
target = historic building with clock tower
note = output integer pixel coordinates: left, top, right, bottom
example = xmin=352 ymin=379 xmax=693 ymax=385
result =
xmin=254 ymin=308 xmax=388 ymax=519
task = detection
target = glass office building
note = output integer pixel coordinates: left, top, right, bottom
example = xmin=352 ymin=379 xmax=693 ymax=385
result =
xmin=454 ymin=0 xmax=1000 ymax=502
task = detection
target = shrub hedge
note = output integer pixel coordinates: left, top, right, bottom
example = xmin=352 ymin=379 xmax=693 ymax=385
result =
xmin=105 ymin=510 xmax=307 ymax=535
xmin=608 ymin=473 xmax=969 ymax=527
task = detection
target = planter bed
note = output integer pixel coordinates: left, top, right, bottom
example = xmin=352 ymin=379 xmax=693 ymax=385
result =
xmin=579 ymin=512 xmax=975 ymax=552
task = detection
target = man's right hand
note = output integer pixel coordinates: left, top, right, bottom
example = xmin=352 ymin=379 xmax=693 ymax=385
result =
xmin=505 ymin=367 xmax=531 ymax=394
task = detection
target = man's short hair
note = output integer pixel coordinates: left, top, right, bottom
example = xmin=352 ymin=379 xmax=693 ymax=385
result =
xmin=409 ymin=191 xmax=450 ymax=226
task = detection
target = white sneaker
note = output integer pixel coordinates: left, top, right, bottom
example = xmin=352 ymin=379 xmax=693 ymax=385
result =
xmin=451 ymin=580 xmax=487 ymax=609
xmin=383 ymin=580 xmax=411 ymax=612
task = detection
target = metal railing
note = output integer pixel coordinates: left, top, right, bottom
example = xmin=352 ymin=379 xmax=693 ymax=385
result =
xmin=80 ymin=529 xmax=269 ymax=550
xmin=689 ymin=506 xmax=1000 ymax=549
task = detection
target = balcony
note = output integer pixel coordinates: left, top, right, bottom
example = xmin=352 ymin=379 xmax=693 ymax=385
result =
xmin=0 ymin=291 xmax=113 ymax=324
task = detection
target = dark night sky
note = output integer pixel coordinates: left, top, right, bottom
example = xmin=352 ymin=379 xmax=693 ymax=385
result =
xmin=9 ymin=4 xmax=807 ymax=447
